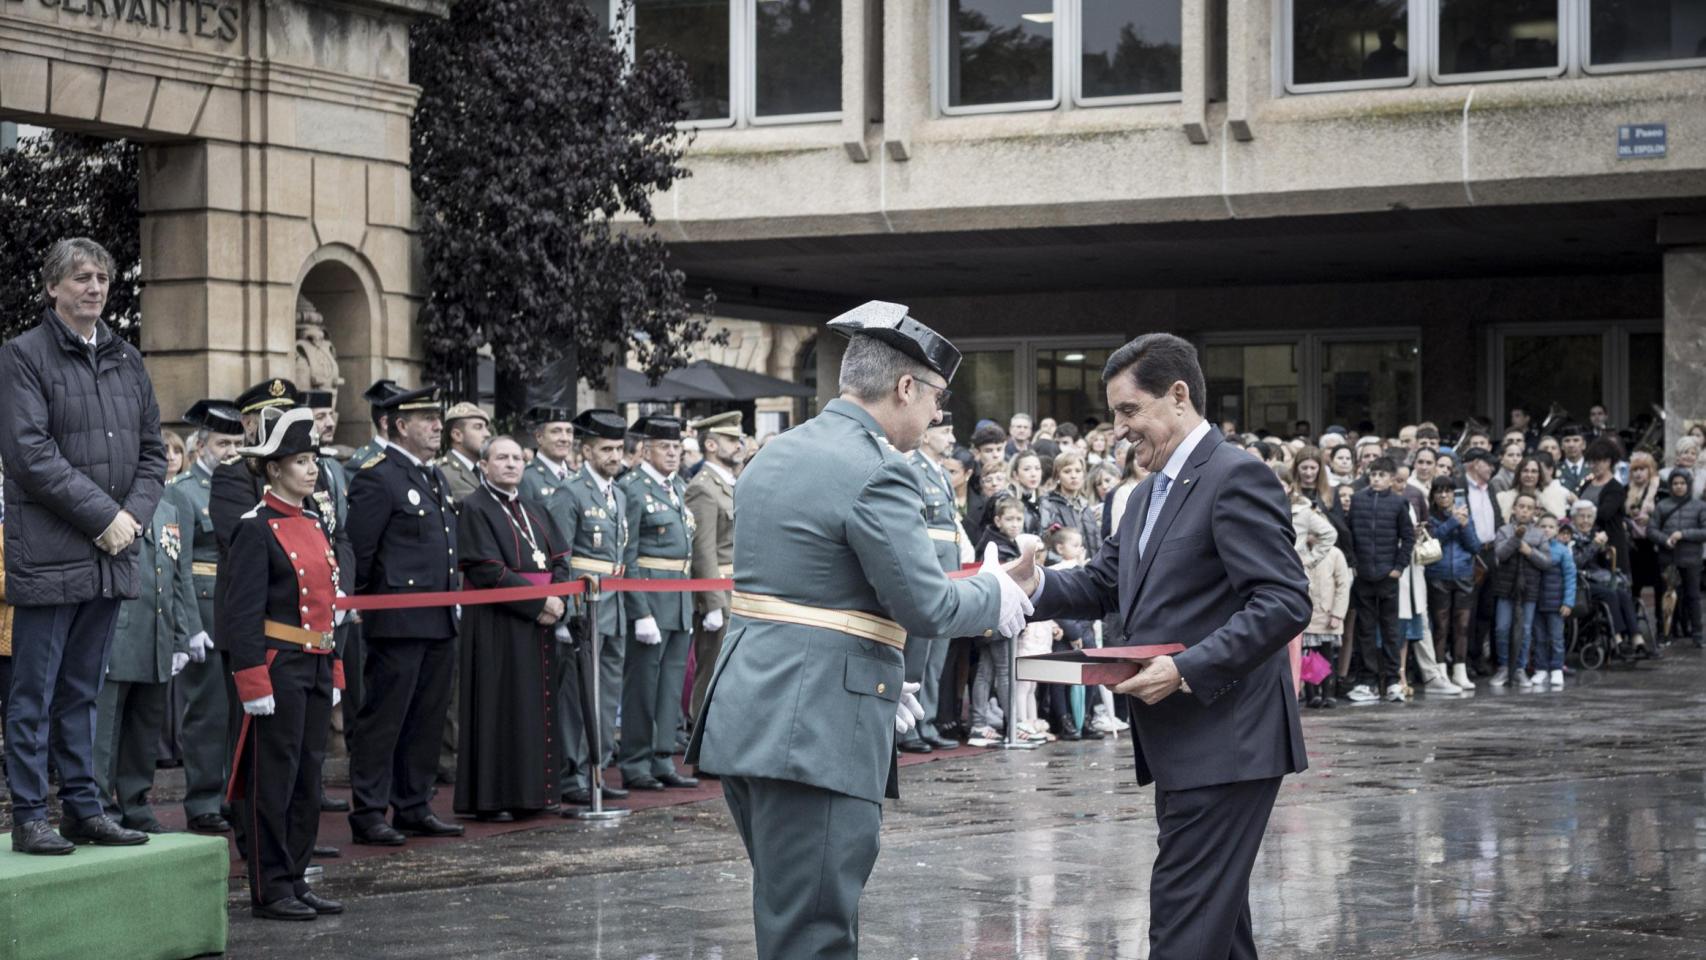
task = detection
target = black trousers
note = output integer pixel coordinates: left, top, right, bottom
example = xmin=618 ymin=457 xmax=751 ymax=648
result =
xmin=236 ymin=651 xmax=333 ymax=905
xmin=1673 ymin=565 xmax=1702 ymax=640
xmin=349 ymin=636 xmax=455 ymax=828
xmin=1150 ymin=776 xmax=1283 ymax=960
xmin=1352 ymin=577 xmax=1401 ymax=687
xmin=4 ymin=600 xmax=120 ymax=823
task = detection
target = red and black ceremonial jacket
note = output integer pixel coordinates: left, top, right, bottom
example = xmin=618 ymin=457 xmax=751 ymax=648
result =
xmin=227 ymin=492 xmax=347 ymax=703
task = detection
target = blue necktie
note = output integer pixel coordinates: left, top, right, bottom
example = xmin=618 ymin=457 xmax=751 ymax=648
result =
xmin=1138 ymin=473 xmax=1172 ymax=558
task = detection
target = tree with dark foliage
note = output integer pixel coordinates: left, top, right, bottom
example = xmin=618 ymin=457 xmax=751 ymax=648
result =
xmin=410 ymin=0 xmax=717 ymax=399
xmin=0 ymin=133 xmax=141 ymax=343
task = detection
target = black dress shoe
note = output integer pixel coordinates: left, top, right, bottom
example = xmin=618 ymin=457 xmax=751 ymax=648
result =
xmin=350 ymin=822 xmax=407 ymax=846
xmin=601 ymin=783 xmax=630 ymax=800
xmin=187 ymin=813 xmax=231 ymax=833
xmin=297 ymin=890 xmax=345 ymax=915
xmin=925 ymin=734 xmax=960 ymax=750
xmin=320 ymin=794 xmax=351 ymax=813
xmin=658 ymin=772 xmax=700 ymax=789
xmin=61 ymin=814 xmax=149 ymax=846
xmin=1079 ymin=727 xmax=1106 ymax=740
xmin=897 ymin=739 xmax=934 ymax=754
xmin=12 ymin=820 xmax=75 ymax=855
xmin=252 ymin=896 xmax=318 ymax=921
xmin=625 ymin=774 xmax=666 ymax=791
xmin=561 ymin=787 xmax=593 ymax=806
xmin=121 ymin=818 xmax=169 ymax=834
xmin=313 ymin=844 xmax=341 ymax=858
xmin=474 ymin=811 xmax=515 ymax=822
xmin=393 ymin=813 xmax=464 ymax=837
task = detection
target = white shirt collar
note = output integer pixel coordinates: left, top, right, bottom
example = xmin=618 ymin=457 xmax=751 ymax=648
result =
xmin=1160 ymin=420 xmax=1213 ymax=483
xmin=702 ymin=459 xmax=736 ymax=486
xmin=536 ymin=454 xmax=569 ymax=481
xmin=641 ymin=461 xmax=673 ymax=487
xmin=482 ymin=478 xmax=520 ymax=503
xmin=581 ymin=464 xmax=614 ymax=496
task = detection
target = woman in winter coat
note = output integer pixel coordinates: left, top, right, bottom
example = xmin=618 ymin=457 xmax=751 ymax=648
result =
xmin=1425 ymin=477 xmax=1481 ymax=691
xmin=1649 ymin=468 xmax=1706 ymax=646
xmin=1283 ymin=464 xmax=1337 ymax=697
xmin=1040 ymin=452 xmax=1100 ymax=560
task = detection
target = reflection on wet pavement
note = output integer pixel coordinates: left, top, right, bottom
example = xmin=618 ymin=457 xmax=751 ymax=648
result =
xmin=227 ymin=649 xmax=1706 ymax=958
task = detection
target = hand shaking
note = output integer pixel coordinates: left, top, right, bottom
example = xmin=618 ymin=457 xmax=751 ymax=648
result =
xmin=981 ymin=541 xmax=1037 ymax=639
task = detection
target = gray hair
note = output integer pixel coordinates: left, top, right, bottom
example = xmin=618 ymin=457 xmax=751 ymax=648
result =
xmin=838 ymin=334 xmax=930 ymax=403
xmin=480 ymin=434 xmax=523 ymax=460
xmin=1571 ymin=499 xmax=1598 ymax=516
xmin=1675 ymin=436 xmax=1702 ymax=457
xmin=42 ymin=238 xmax=115 ymax=291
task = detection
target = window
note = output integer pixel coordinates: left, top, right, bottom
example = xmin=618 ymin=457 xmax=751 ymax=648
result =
xmin=1036 ymin=347 xmax=1114 ymax=425
xmin=625 ymin=0 xmax=842 ymax=126
xmin=1076 ymin=0 xmax=1183 ymax=103
xmin=752 ymin=0 xmax=843 ymax=120
xmin=1285 ymin=0 xmax=1414 ymax=92
xmin=1585 ymin=0 xmax=1706 ymax=73
xmin=1204 ymin=343 xmax=1300 ymax=437
xmin=943 ymin=350 xmax=1020 ymax=436
xmin=1433 ymin=0 xmax=1563 ymax=82
xmin=1320 ymin=339 xmax=1419 ymax=436
xmin=943 ymin=0 xmax=1058 ymax=112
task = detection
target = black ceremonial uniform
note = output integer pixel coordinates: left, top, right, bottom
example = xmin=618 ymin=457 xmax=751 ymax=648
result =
xmin=226 ymin=491 xmax=346 ymax=916
xmin=344 ymin=434 xmax=463 ymax=840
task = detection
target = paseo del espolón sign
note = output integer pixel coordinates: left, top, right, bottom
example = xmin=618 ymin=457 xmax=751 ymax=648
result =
xmin=2 ymin=0 xmax=239 ymax=43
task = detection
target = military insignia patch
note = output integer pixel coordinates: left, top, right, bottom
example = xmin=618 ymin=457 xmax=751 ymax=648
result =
xmin=161 ymin=523 xmax=181 ymax=561
xmin=408 ymin=489 xmax=422 ymax=506
xmin=361 ymin=452 xmax=385 ymax=469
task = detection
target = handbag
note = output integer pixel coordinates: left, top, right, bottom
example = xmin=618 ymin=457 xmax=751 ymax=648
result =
xmin=1413 ymin=525 xmax=1443 ymax=567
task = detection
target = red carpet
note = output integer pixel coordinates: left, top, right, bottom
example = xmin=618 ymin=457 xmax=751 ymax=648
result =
xmin=147 ymin=745 xmax=992 ymax=877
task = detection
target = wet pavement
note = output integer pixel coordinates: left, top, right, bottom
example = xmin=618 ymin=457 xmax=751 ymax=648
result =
xmin=212 ymin=647 xmax=1706 ymax=955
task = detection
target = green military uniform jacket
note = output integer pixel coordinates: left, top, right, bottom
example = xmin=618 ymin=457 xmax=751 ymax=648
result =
xmin=521 ymin=458 xmax=628 ymax=638
xmin=164 ymin=460 xmax=218 ymax=638
xmin=689 ymin=399 xmax=1002 ymax=803
xmin=621 ymin=465 xmax=694 ymax=631
xmin=342 ymin=436 xmax=386 ymax=485
xmin=911 ymin=450 xmax=963 ymax=576
xmin=107 ymin=497 xmax=194 ymax=684
xmin=685 ymin=463 xmax=735 ymax=615
xmin=436 ymin=449 xmax=480 ymax=503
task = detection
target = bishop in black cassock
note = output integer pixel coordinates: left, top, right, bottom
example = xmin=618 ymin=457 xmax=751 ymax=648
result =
xmin=453 ymin=438 xmax=575 ymax=820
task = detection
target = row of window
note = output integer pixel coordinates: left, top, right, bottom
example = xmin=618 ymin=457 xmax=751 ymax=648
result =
xmin=599 ymin=0 xmax=1705 ymax=125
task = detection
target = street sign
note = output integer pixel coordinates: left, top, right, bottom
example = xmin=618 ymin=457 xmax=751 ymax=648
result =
xmin=1618 ymin=124 xmax=1667 ymax=160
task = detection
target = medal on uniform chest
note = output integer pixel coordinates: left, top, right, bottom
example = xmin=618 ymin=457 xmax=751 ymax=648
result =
xmin=593 ymin=527 xmax=603 ymax=550
xmin=408 ymin=488 xmax=422 ymax=507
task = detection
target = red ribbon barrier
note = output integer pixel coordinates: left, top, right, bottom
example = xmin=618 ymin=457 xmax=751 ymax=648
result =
xmin=332 ymin=563 xmax=987 ymax=612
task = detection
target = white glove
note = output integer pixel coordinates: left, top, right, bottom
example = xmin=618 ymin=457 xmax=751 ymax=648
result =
xmin=335 ymin=590 xmax=351 ymax=627
xmin=332 ymin=687 xmax=342 ymax=708
xmin=634 ymin=616 xmax=663 ymax=645
xmin=186 ymin=632 xmax=212 ymax=663
xmin=171 ymin=652 xmax=189 ymax=677
xmin=554 ymin=622 xmax=575 ymax=645
xmin=242 ymin=695 xmax=276 ymax=716
xmin=702 ymin=608 xmax=724 ymax=633
xmin=980 ymin=543 xmax=1034 ymax=639
xmin=894 ymin=681 xmax=925 ymax=734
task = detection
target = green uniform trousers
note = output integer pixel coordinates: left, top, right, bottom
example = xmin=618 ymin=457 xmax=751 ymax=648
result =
xmin=93 ymin=679 xmax=168 ymax=827
xmin=619 ymin=628 xmax=690 ymax=781
xmin=722 ymin=775 xmax=882 ymax=960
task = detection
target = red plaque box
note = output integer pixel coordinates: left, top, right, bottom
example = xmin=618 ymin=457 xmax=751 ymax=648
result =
xmin=1015 ymin=644 xmax=1187 ymax=686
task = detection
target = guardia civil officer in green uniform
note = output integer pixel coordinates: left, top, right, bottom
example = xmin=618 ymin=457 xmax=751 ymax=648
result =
xmin=619 ymin=414 xmax=699 ymax=790
xmin=898 ymin=410 xmax=972 ymax=753
xmin=162 ymin=399 xmax=245 ymax=833
xmin=688 ymin=302 xmax=1035 ymax=960
xmin=340 ymin=379 xmax=404 ymax=484
xmin=519 ymin=407 xmax=631 ymax=805
xmin=93 ymin=473 xmax=194 ymax=832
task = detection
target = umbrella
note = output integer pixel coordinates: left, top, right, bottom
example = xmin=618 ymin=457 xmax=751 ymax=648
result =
xmin=615 ymin=366 xmax=723 ymax=403
xmin=659 ymin=360 xmax=816 ymax=401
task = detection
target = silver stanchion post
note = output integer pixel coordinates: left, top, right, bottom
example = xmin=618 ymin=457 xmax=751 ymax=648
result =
xmin=996 ymin=633 xmax=1038 ymax=751
xmin=577 ymin=575 xmax=629 ymax=821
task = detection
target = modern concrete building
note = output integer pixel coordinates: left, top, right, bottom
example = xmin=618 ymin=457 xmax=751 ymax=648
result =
xmin=0 ymin=0 xmax=445 ymax=445
xmin=635 ymin=0 xmax=1706 ymax=447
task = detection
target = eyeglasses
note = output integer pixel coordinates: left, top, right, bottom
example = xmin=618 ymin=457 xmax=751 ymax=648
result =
xmin=914 ymin=376 xmax=952 ymax=410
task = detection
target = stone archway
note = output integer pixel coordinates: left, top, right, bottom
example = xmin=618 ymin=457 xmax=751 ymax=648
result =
xmin=295 ymin=247 xmax=400 ymax=447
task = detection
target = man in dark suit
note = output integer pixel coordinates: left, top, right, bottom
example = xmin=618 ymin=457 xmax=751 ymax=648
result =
xmin=1019 ymin=333 xmax=1311 ymax=960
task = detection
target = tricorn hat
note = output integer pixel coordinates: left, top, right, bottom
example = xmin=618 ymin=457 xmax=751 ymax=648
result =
xmin=299 ymin=389 xmax=335 ymax=410
xmin=633 ymin=414 xmax=684 ymax=441
xmin=827 ymin=301 xmax=962 ymax=382
xmin=527 ymin=405 xmax=575 ymax=427
xmin=572 ymin=409 xmax=627 ymax=441
xmin=237 ymin=406 xmax=318 ymax=462
xmin=183 ymin=399 xmax=244 ymax=437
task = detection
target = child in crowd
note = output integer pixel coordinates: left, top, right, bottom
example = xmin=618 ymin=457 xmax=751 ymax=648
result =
xmin=1346 ymin=457 xmax=1415 ymax=703
xmin=1528 ymin=516 xmax=1577 ymax=687
xmin=1492 ymin=492 xmax=1554 ymax=687
xmin=1038 ymin=526 xmax=1105 ymax=740
xmin=969 ymin=499 xmax=1025 ymax=745
xmin=1302 ymin=507 xmax=1351 ymax=708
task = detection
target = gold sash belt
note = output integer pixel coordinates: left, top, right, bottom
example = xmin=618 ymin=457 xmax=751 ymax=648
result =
xmin=264 ymin=620 xmax=335 ymax=652
xmin=926 ymin=529 xmax=960 ymax=544
xmin=569 ymin=558 xmax=618 ymax=575
xmin=730 ymin=592 xmax=906 ymax=650
xmin=635 ymin=557 xmax=691 ymax=574
xmin=717 ymin=563 xmax=735 ymax=578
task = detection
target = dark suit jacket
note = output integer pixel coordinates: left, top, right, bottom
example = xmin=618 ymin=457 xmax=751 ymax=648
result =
xmin=1034 ymin=427 xmax=1310 ymax=791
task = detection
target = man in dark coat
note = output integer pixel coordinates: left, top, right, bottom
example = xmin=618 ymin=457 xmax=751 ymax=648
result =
xmin=1 ymin=237 xmax=168 ymax=854
xmin=453 ymin=435 xmax=574 ymax=819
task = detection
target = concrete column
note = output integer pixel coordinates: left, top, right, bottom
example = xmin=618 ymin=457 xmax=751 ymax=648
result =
xmin=1663 ymin=247 xmax=1706 ymax=454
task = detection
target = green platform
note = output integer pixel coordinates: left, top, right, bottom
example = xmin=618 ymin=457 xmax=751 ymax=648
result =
xmin=0 ymin=832 xmax=228 ymax=960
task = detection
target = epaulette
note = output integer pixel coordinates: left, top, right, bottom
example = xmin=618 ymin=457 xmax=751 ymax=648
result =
xmin=360 ymin=452 xmax=386 ymax=469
